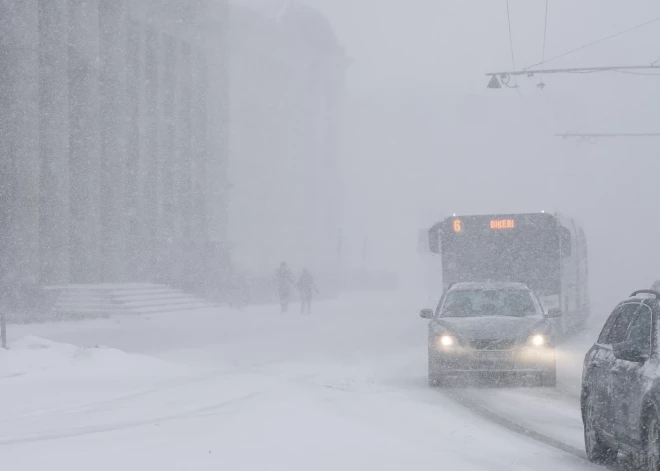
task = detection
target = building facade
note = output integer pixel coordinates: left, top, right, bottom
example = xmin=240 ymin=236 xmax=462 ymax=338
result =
xmin=228 ymin=1 xmax=346 ymax=290
xmin=0 ymin=0 xmax=229 ymax=306
xmin=0 ymin=0 xmax=345 ymax=309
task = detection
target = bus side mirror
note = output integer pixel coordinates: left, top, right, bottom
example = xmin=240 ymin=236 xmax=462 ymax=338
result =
xmin=428 ymin=228 xmax=440 ymax=254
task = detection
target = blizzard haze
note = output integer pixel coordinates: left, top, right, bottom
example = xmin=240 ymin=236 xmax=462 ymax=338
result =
xmin=2 ymin=1 xmax=660 ymax=470
xmin=305 ymin=0 xmax=660 ymax=315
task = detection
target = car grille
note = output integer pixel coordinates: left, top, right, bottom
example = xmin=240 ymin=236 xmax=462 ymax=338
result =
xmin=469 ymin=339 xmax=516 ymax=350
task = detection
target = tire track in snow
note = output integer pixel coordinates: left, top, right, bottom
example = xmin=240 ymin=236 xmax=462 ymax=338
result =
xmin=1 ymin=357 xmax=290 ymax=423
xmin=0 ymin=391 xmax=263 ymax=446
xmin=440 ymin=388 xmax=589 ymax=461
xmin=248 ymin=364 xmax=600 ymax=468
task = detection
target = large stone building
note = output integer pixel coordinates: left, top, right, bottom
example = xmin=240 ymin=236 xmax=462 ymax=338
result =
xmin=0 ymin=0 xmax=346 ymax=309
xmin=228 ymin=0 xmax=346 ymax=290
xmin=0 ymin=0 xmax=229 ymax=305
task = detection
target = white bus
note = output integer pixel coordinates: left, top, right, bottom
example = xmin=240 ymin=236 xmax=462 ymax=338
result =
xmin=421 ymin=212 xmax=589 ymax=337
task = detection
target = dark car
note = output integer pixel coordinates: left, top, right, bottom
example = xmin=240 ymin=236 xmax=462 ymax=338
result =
xmin=581 ymin=289 xmax=660 ymax=468
xmin=420 ymin=282 xmax=562 ymax=387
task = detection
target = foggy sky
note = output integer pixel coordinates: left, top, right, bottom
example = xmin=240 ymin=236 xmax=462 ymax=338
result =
xmin=304 ymin=0 xmax=660 ymax=94
xmin=301 ymin=0 xmax=660 ymax=315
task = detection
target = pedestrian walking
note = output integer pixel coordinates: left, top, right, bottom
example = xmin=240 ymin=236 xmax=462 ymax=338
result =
xmin=297 ymin=268 xmax=317 ymax=315
xmin=276 ymin=262 xmax=294 ymax=312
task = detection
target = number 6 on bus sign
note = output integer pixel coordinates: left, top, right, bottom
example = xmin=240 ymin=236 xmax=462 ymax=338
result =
xmin=453 ymin=220 xmax=462 ymax=232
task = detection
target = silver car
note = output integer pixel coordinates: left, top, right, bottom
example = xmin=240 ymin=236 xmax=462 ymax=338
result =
xmin=420 ymin=282 xmax=562 ymax=387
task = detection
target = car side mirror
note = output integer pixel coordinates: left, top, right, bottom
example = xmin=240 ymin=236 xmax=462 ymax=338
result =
xmin=613 ymin=341 xmax=649 ymax=363
xmin=419 ymin=309 xmax=434 ymax=319
xmin=545 ymin=308 xmax=563 ymax=319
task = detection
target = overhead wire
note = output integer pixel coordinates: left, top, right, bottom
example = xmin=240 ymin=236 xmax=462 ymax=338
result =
xmin=497 ymin=10 xmax=660 ymax=145
xmin=507 ymin=1 xmax=553 ymax=131
xmin=564 ymin=70 xmax=602 ymax=74
xmin=610 ymin=69 xmax=660 ymax=76
xmin=523 ymin=15 xmax=660 ymax=71
xmin=523 ymin=67 xmax=660 ymax=76
xmin=540 ymin=0 xmax=549 ymax=78
xmin=505 ymin=0 xmax=518 ymax=87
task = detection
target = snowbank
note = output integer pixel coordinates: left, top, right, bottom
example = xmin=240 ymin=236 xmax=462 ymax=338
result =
xmin=0 ymin=336 xmax=207 ymax=436
xmin=0 ymin=336 xmax=191 ymax=379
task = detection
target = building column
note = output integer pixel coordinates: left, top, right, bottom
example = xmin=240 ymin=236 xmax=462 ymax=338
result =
xmin=98 ymin=0 xmax=128 ymax=282
xmin=191 ymin=48 xmax=208 ymax=241
xmin=177 ymin=41 xmax=194 ymax=289
xmin=178 ymin=42 xmax=193 ymax=240
xmin=191 ymin=48 xmax=212 ymax=293
xmin=204 ymin=48 xmax=229 ymax=251
xmin=143 ymin=27 xmax=163 ymax=281
xmin=38 ymin=0 xmax=70 ymax=286
xmin=161 ymin=34 xmax=178 ymax=285
xmin=125 ymin=19 xmax=147 ymax=280
xmin=68 ymin=0 xmax=101 ymax=283
xmin=0 ymin=1 xmax=40 ymax=292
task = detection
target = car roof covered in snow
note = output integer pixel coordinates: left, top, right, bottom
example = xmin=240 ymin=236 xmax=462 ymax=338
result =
xmin=449 ymin=282 xmax=531 ymax=291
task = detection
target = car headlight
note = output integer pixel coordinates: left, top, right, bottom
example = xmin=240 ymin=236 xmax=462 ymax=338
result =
xmin=528 ymin=334 xmax=547 ymax=347
xmin=436 ymin=335 xmax=456 ymax=348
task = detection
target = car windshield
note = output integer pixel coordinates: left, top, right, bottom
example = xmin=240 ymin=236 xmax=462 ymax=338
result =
xmin=441 ymin=289 xmax=540 ymax=318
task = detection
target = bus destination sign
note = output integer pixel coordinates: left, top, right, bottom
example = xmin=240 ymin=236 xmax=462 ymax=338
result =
xmin=490 ymin=219 xmax=515 ymax=230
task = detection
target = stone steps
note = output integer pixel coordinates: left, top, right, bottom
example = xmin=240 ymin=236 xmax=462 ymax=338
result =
xmin=47 ymin=283 xmax=216 ymax=318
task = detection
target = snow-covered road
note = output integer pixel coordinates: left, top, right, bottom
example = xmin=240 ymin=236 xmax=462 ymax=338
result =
xmin=1 ymin=293 xmax=605 ymax=470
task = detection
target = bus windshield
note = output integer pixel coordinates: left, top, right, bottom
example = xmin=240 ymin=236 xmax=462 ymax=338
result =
xmin=441 ymin=229 xmax=560 ymax=296
xmin=442 ymin=289 xmax=541 ymax=318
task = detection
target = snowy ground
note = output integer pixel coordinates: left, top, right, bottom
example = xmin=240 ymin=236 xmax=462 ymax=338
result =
xmin=2 ymin=292 xmax=608 ymax=470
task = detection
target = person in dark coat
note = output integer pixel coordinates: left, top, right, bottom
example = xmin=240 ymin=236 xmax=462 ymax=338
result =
xmin=297 ymin=268 xmax=317 ymax=315
xmin=276 ymin=262 xmax=294 ymax=312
